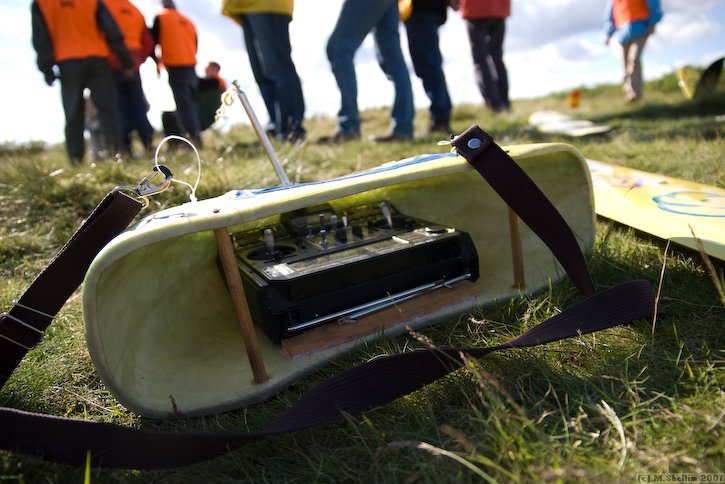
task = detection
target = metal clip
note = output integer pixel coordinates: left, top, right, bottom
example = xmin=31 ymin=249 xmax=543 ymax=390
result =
xmin=114 ymin=165 xmax=173 ymax=208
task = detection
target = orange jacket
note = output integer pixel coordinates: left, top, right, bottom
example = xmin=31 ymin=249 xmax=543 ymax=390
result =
xmin=460 ymin=0 xmax=511 ymax=19
xmin=104 ymin=0 xmax=153 ymax=70
xmin=35 ymin=0 xmax=110 ymax=62
xmin=154 ymin=8 xmax=197 ymax=67
xmin=612 ymin=0 xmax=650 ymax=27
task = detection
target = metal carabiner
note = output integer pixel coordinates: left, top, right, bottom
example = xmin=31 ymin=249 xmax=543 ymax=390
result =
xmin=114 ymin=165 xmax=173 ymax=208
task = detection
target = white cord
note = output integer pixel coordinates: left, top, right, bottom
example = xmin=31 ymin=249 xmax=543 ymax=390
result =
xmin=153 ymin=135 xmax=201 ymax=203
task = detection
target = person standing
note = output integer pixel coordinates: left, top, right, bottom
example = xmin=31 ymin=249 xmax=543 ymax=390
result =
xmin=459 ymin=0 xmax=511 ymax=113
xmin=105 ymin=0 xmax=155 ymax=154
xmin=151 ymin=0 xmax=202 ymax=147
xmin=321 ymin=0 xmax=414 ymax=143
xmin=604 ymin=0 xmax=663 ymax=102
xmin=222 ymin=0 xmax=306 ymax=142
xmin=403 ymin=0 xmax=455 ymax=135
xmin=31 ymin=0 xmax=133 ymax=164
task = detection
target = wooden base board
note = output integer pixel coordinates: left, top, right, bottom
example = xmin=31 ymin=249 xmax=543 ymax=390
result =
xmin=281 ymin=280 xmax=483 ymax=357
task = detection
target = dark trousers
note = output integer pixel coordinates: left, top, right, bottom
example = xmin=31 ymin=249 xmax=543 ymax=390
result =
xmin=58 ymin=57 xmax=122 ymax=161
xmin=241 ymin=13 xmax=305 ymax=139
xmin=167 ymin=66 xmax=201 ymax=140
xmin=405 ymin=10 xmax=452 ymax=124
xmin=114 ymin=70 xmax=154 ymax=150
xmin=466 ymin=18 xmax=510 ymax=112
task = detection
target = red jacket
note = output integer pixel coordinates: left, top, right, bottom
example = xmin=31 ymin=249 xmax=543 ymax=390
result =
xmin=104 ymin=0 xmax=153 ymax=70
xmin=460 ymin=0 xmax=511 ymax=19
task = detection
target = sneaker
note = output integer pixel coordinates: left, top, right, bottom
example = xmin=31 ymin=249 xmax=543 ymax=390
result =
xmin=316 ymin=130 xmax=360 ymax=144
xmin=427 ymin=120 xmax=453 ymax=136
xmin=284 ymin=130 xmax=306 ymax=143
xmin=370 ymin=132 xmax=413 ymax=143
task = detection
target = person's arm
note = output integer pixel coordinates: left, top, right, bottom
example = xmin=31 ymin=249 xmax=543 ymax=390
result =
xmin=603 ymin=0 xmax=615 ymax=44
xmin=150 ymin=16 xmax=161 ymax=44
xmin=141 ymin=26 xmax=155 ymax=60
xmin=31 ymin=1 xmax=56 ymax=85
xmin=646 ymin=0 xmax=663 ymax=30
xmin=96 ymin=0 xmax=134 ymax=70
xmin=149 ymin=16 xmax=162 ymax=75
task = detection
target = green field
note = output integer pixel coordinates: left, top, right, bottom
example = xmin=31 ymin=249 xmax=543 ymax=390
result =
xmin=1 ymin=70 xmax=724 ymax=482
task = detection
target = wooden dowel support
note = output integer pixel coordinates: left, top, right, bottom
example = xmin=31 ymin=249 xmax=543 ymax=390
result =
xmin=214 ymin=227 xmax=269 ymax=384
xmin=507 ymin=208 xmax=526 ymax=290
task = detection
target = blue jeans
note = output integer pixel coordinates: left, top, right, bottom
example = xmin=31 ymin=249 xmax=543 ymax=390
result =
xmin=167 ymin=66 xmax=201 ymax=139
xmin=466 ymin=18 xmax=510 ymax=112
xmin=241 ymin=13 xmax=305 ymax=139
xmin=405 ymin=10 xmax=451 ymax=124
xmin=114 ymin=70 xmax=154 ymax=150
xmin=327 ymin=0 xmax=414 ymax=137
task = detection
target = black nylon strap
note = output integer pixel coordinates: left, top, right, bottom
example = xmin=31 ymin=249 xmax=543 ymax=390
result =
xmin=0 ymin=280 xmax=654 ymax=469
xmin=0 ymin=191 xmax=143 ymax=387
xmin=0 ymin=129 xmax=654 ymax=469
xmin=450 ymin=125 xmax=595 ymax=296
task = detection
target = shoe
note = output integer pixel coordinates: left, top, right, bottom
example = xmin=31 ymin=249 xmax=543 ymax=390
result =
xmin=427 ymin=120 xmax=453 ymax=136
xmin=316 ymin=130 xmax=360 ymax=144
xmin=370 ymin=132 xmax=413 ymax=143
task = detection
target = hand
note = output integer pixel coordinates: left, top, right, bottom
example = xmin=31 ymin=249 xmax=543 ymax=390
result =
xmin=448 ymin=0 xmax=460 ymax=10
xmin=44 ymin=70 xmax=56 ymax=86
xmin=646 ymin=25 xmax=655 ymax=35
xmin=604 ymin=35 xmax=611 ymax=45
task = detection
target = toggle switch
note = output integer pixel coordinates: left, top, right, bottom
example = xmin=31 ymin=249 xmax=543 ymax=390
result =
xmin=264 ymin=228 xmax=275 ymax=258
xmin=352 ymin=224 xmax=363 ymax=239
xmin=380 ymin=201 xmax=393 ymax=228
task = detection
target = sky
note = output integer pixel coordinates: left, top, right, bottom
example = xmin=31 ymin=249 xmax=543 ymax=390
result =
xmin=1 ymin=0 xmax=723 ymax=145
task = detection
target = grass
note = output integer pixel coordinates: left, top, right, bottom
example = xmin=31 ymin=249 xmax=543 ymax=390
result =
xmin=1 ymin=70 xmax=724 ymax=482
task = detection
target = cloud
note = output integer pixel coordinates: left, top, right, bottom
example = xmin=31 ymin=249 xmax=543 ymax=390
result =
xmin=0 ymin=5 xmax=31 ymax=42
xmin=656 ymin=12 xmax=721 ymax=46
xmin=506 ymin=0 xmax=604 ymax=51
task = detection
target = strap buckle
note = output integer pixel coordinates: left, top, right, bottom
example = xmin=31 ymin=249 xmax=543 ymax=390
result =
xmin=113 ymin=165 xmax=173 ymax=208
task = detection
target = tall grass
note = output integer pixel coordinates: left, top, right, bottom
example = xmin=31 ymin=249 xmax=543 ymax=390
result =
xmin=1 ymin=71 xmax=724 ymax=482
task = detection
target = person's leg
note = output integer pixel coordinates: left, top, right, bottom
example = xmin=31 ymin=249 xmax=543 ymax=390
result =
xmin=124 ymin=71 xmax=155 ymax=149
xmin=626 ymin=34 xmax=648 ymax=101
xmin=373 ymin=0 xmax=414 ymax=138
xmin=241 ymin=16 xmax=278 ymax=132
xmin=466 ymin=19 xmax=494 ymax=109
xmin=405 ymin=10 xmax=451 ymax=130
xmin=326 ymin=0 xmax=387 ymax=136
xmin=112 ymin=71 xmax=132 ymax=151
xmin=621 ymin=41 xmax=635 ymax=100
xmin=58 ymin=59 xmax=87 ymax=163
xmin=487 ymin=18 xmax=510 ymax=110
xmin=86 ymin=58 xmax=124 ymax=154
xmin=243 ymin=13 xmax=306 ymax=140
xmin=167 ymin=66 xmax=201 ymax=142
